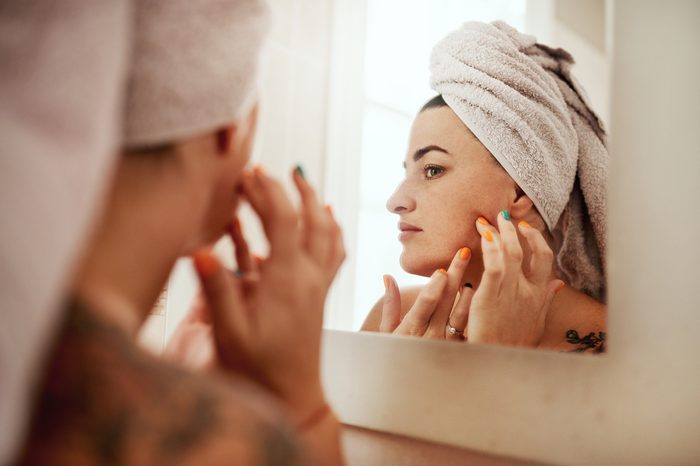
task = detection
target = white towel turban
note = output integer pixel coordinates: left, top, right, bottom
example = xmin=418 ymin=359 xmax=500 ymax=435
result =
xmin=123 ymin=0 xmax=271 ymax=148
xmin=430 ymin=21 xmax=608 ymax=301
xmin=0 ymin=1 xmax=130 ymax=461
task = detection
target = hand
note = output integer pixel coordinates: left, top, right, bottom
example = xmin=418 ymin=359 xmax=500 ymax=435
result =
xmin=163 ymin=292 xmax=217 ymax=371
xmin=379 ymin=247 xmax=474 ymax=341
xmin=192 ymin=167 xmax=345 ymax=422
xmin=163 ymin=220 xmax=262 ymax=372
xmin=466 ymin=211 xmax=563 ymax=347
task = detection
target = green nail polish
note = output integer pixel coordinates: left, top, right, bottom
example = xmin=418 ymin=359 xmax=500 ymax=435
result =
xmin=501 ymin=210 xmax=511 ymax=221
xmin=295 ymin=164 xmax=305 ymax=179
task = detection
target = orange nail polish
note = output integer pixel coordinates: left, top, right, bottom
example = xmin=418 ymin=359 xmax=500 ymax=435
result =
xmin=484 ymin=230 xmax=494 ymax=242
xmin=519 ymin=220 xmax=531 ymax=228
xmin=477 ymin=217 xmax=489 ymax=225
xmin=325 ymin=204 xmax=333 ymax=216
xmin=437 ymin=268 xmax=447 ymax=274
xmin=557 ymin=281 xmax=566 ymax=291
xmin=459 ymin=247 xmax=471 ymax=259
xmin=383 ymin=275 xmax=390 ymax=290
xmin=193 ymin=251 xmax=218 ymax=278
xmin=253 ymin=165 xmax=266 ymax=176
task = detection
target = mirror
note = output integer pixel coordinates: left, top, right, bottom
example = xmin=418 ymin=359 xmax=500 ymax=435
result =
xmin=322 ymin=0 xmax=609 ymax=353
xmin=147 ymin=0 xmax=610 ymax=356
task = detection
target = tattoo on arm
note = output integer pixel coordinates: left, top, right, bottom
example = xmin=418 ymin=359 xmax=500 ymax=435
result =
xmin=17 ymin=298 xmax=301 ymax=466
xmin=565 ymin=329 xmax=607 ymax=353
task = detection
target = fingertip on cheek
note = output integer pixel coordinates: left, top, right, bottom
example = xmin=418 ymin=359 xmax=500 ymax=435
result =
xmin=193 ymin=251 xmax=218 ymax=279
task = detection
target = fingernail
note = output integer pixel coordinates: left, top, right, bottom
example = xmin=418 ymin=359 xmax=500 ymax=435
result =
xmin=484 ymin=230 xmax=494 ymax=242
xmin=464 ymin=282 xmax=473 ymax=288
xmin=459 ymin=247 xmax=471 ymax=260
xmin=324 ymin=204 xmax=333 ymax=216
xmin=193 ymin=251 xmax=218 ymax=279
xmin=437 ymin=268 xmax=447 ymax=275
xmin=294 ymin=164 xmax=305 ymax=179
xmin=557 ymin=281 xmax=566 ymax=291
xmin=501 ymin=210 xmax=511 ymax=221
xmin=519 ymin=220 xmax=531 ymax=228
xmin=383 ymin=275 xmax=390 ymax=290
xmin=253 ymin=165 xmax=266 ymax=176
xmin=477 ymin=217 xmax=490 ymax=225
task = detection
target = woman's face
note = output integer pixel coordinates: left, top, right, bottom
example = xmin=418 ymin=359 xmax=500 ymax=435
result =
xmin=195 ymin=104 xmax=259 ymax=249
xmin=387 ymin=106 xmax=517 ymax=277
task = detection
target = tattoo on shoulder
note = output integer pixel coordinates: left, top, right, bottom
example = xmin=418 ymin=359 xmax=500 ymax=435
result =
xmin=565 ymin=329 xmax=607 ymax=353
xmin=17 ymin=297 xmax=301 ymax=466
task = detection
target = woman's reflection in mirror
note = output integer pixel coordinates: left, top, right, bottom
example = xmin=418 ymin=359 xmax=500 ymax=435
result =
xmin=362 ymin=22 xmax=607 ymax=353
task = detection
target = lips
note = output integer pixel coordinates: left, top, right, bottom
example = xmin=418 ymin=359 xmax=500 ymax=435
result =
xmin=399 ymin=221 xmax=422 ymax=232
xmin=398 ymin=221 xmax=422 ymax=241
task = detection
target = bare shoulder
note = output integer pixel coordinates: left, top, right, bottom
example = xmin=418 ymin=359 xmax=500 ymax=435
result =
xmin=360 ymin=285 xmax=423 ymax=332
xmin=539 ymin=288 xmax=608 ymax=353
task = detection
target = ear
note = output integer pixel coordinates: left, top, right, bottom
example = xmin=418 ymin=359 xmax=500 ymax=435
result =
xmin=510 ymin=186 xmax=535 ymax=219
xmin=215 ymin=125 xmax=237 ymax=156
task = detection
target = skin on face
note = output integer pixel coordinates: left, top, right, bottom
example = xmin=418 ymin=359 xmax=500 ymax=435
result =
xmin=189 ymin=103 xmax=260 ymax=250
xmin=386 ymin=106 xmax=520 ymax=280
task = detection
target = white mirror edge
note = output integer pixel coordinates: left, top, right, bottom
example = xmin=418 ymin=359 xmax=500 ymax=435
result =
xmin=321 ymin=1 xmax=700 ymax=464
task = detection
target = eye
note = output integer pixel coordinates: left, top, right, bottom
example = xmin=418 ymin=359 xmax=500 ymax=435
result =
xmin=423 ymin=164 xmax=445 ymax=180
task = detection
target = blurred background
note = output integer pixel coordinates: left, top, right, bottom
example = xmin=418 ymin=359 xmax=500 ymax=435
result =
xmin=141 ymin=0 xmax=612 ymax=351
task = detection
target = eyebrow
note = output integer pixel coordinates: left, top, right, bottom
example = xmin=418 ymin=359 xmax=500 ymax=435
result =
xmin=403 ymin=145 xmax=451 ymax=168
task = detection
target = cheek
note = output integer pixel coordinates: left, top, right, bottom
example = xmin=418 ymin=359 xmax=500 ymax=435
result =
xmin=429 ymin=195 xmax=480 ymax=250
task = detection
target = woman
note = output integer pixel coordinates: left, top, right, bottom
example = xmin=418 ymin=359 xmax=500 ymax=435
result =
xmin=362 ymin=21 xmax=607 ymax=353
xmin=18 ymin=1 xmax=346 ymax=464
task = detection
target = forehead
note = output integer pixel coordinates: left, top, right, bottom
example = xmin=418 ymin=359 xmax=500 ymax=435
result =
xmin=408 ymin=106 xmax=484 ymax=156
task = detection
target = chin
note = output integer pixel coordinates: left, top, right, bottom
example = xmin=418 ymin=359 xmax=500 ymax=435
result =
xmin=399 ymin=249 xmax=449 ymax=277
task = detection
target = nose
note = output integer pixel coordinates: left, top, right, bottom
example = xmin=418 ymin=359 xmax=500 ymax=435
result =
xmin=386 ymin=180 xmax=416 ymax=214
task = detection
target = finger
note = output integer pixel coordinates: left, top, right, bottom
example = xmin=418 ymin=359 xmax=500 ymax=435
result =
xmin=379 ymin=275 xmax=401 ymax=333
xmin=179 ymin=291 xmax=211 ymax=325
xmin=240 ymin=166 xmax=300 ymax=258
xmin=292 ymin=166 xmax=332 ymax=265
xmin=446 ymin=284 xmax=474 ymax=342
xmin=518 ymin=220 xmax=555 ymax=285
xmin=192 ymin=250 xmax=250 ymax=364
xmin=324 ymin=205 xmax=346 ymax=280
xmin=229 ymin=217 xmax=255 ymax=276
xmin=395 ymin=269 xmax=448 ymax=335
xmin=541 ymin=279 xmax=565 ymax=314
xmin=475 ymin=216 xmax=504 ymax=298
xmin=253 ymin=254 xmax=265 ymax=268
xmin=426 ymin=247 xmax=471 ymax=335
xmin=496 ymin=210 xmax=524 ymax=294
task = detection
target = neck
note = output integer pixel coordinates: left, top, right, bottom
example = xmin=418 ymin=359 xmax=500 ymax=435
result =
xmin=73 ymin=155 xmax=207 ymax=336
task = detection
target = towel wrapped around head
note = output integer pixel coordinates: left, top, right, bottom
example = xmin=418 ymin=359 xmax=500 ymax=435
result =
xmin=430 ymin=21 xmax=608 ymax=301
xmin=124 ymin=0 xmax=271 ymax=148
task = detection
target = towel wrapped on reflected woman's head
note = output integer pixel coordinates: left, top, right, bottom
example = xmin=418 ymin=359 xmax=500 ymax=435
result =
xmin=430 ymin=20 xmax=608 ymax=302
